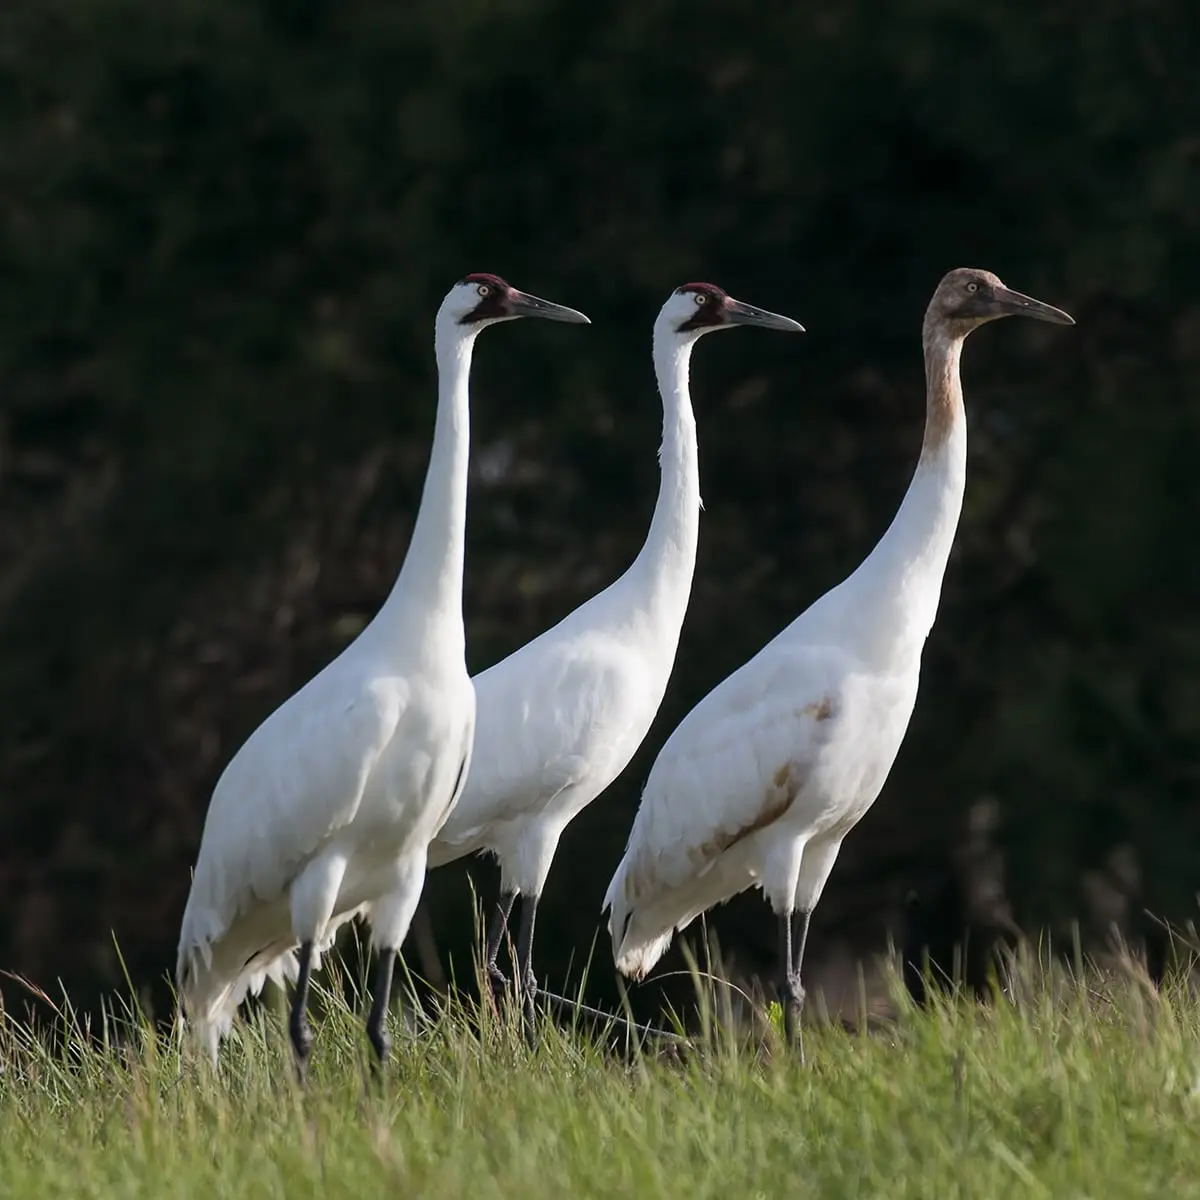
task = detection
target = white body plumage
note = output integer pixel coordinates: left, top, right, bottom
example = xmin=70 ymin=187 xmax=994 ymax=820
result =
xmin=176 ymin=275 xmax=587 ymax=1062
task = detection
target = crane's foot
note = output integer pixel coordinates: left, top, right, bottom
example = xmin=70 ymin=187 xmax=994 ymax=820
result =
xmin=520 ymin=972 xmax=540 ymax=1047
xmin=483 ymin=890 xmax=518 ymax=1013
xmin=486 ymin=963 xmax=510 ymax=1009
xmin=290 ymin=1011 xmax=314 ymax=1086
xmin=366 ymin=1018 xmax=391 ymax=1078
xmin=781 ymin=972 xmax=806 ymax=1064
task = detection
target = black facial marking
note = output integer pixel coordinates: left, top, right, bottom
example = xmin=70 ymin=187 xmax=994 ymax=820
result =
xmin=458 ymin=272 xmax=513 ymax=324
xmin=675 ymin=282 xmax=730 ymax=332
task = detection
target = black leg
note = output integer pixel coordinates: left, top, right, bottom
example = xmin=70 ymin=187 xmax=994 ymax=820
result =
xmin=515 ymin=894 xmax=539 ymax=1043
xmin=365 ymin=948 xmax=396 ymax=1073
xmin=290 ymin=940 xmax=315 ymax=1084
xmin=484 ymin=890 xmax=518 ymax=1003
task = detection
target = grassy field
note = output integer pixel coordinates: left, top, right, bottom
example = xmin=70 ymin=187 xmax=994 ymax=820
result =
xmin=2 ymin=957 xmax=1199 ymax=1198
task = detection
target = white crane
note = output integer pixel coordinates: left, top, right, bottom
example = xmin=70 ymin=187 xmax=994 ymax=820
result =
xmin=428 ymin=283 xmax=804 ymax=1028
xmin=605 ymin=268 xmax=1073 ymax=1039
xmin=176 ymin=273 xmax=589 ymax=1075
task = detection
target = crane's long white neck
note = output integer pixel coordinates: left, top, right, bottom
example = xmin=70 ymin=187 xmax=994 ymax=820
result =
xmin=374 ymin=319 xmax=474 ymax=661
xmin=838 ymin=324 xmax=967 ymax=662
xmin=625 ymin=324 xmax=701 ymax=633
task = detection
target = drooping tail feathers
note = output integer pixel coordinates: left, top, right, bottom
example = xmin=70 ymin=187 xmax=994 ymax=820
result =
xmin=176 ymin=946 xmax=302 ymax=1066
xmin=614 ymin=929 xmax=675 ymax=982
xmin=605 ymin=879 xmax=676 ymax=982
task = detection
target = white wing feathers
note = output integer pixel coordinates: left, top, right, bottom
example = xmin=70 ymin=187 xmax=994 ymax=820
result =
xmin=178 ymin=666 xmax=407 ymax=969
xmin=437 ymin=659 xmax=587 ymax=841
xmin=605 ymin=643 xmax=849 ymax=948
xmin=433 ymin=630 xmax=651 ymax=854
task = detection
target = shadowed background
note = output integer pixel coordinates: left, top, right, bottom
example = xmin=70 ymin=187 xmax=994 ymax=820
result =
xmin=1 ymin=0 xmax=1197 ymax=1024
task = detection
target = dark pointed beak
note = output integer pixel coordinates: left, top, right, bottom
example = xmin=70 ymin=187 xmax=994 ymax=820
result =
xmin=991 ymin=286 xmax=1075 ymax=326
xmin=507 ymin=290 xmax=591 ymax=324
xmin=725 ymin=298 xmax=806 ymax=333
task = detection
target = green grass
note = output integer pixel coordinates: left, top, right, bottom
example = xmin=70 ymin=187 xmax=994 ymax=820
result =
xmin=3 ymin=957 xmax=1200 ymax=1198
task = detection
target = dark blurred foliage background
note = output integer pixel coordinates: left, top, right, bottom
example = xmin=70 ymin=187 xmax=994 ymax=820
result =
xmin=1 ymin=0 xmax=1198 ymax=1025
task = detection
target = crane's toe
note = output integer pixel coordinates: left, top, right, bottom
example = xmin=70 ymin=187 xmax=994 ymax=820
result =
xmin=487 ymin=963 xmax=510 ymax=1004
xmin=519 ymin=971 xmax=540 ymax=1046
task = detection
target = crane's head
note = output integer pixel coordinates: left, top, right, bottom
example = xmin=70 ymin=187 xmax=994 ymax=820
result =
xmin=440 ymin=273 xmax=591 ymax=329
xmin=926 ymin=268 xmax=1074 ymax=336
xmin=658 ymin=283 xmax=805 ymax=340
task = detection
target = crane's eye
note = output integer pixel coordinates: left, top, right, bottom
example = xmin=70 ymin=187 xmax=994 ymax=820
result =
xmin=694 ymin=293 xmax=708 ymax=305
xmin=965 ymin=281 xmax=978 ymax=294
xmin=477 ymin=284 xmax=491 ymax=297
